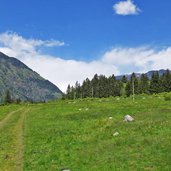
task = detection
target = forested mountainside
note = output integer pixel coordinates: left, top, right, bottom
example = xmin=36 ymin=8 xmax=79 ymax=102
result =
xmin=0 ymin=52 xmax=63 ymax=102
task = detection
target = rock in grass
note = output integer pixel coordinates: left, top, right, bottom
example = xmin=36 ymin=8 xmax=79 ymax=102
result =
xmin=2 ymin=154 xmax=9 ymax=160
xmin=124 ymin=115 xmax=134 ymax=122
xmin=113 ymin=132 xmax=119 ymax=136
xmin=61 ymin=169 xmax=70 ymax=171
xmin=109 ymin=117 xmax=113 ymax=120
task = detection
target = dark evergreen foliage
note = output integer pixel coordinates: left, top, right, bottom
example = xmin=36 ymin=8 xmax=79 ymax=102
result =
xmin=64 ymin=70 xmax=171 ymax=99
xmin=149 ymin=71 xmax=161 ymax=94
xmin=139 ymin=74 xmax=149 ymax=94
xmin=5 ymin=90 xmax=12 ymax=104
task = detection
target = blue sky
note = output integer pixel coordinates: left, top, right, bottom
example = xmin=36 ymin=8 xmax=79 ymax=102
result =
xmin=0 ymin=0 xmax=171 ymax=91
xmin=1 ymin=0 xmax=171 ymax=59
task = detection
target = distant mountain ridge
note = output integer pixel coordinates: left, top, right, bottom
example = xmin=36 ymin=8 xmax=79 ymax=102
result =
xmin=116 ymin=69 xmax=170 ymax=80
xmin=0 ymin=51 xmax=63 ymax=102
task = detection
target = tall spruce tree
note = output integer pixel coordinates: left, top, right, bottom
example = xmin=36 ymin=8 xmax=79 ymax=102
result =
xmin=125 ymin=73 xmax=139 ymax=97
xmin=82 ymin=78 xmax=91 ymax=98
xmin=5 ymin=90 xmax=12 ymax=104
xmin=121 ymin=75 xmax=127 ymax=83
xmin=74 ymin=81 xmax=82 ymax=98
xmin=66 ymin=84 xmax=72 ymax=99
xmin=139 ymin=74 xmax=149 ymax=94
xmin=149 ymin=71 xmax=161 ymax=94
xmin=131 ymin=73 xmax=139 ymax=94
xmin=125 ymin=81 xmax=132 ymax=97
xmin=91 ymin=74 xmax=99 ymax=98
xmin=120 ymin=75 xmax=127 ymax=96
xmin=161 ymin=69 xmax=171 ymax=92
xmin=114 ymin=80 xmax=122 ymax=97
xmin=108 ymin=75 xmax=116 ymax=97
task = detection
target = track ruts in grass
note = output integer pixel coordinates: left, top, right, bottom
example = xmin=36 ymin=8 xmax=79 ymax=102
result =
xmin=14 ymin=108 xmax=30 ymax=171
xmin=0 ymin=107 xmax=24 ymax=129
xmin=0 ymin=107 xmax=30 ymax=171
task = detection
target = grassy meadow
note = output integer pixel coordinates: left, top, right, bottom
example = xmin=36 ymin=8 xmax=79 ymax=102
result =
xmin=0 ymin=94 xmax=171 ymax=170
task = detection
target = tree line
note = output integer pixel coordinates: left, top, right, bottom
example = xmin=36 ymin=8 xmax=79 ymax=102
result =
xmin=0 ymin=90 xmax=21 ymax=104
xmin=64 ymin=69 xmax=171 ymax=99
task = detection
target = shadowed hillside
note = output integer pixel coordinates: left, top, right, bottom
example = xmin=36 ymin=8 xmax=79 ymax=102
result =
xmin=0 ymin=52 xmax=63 ymax=102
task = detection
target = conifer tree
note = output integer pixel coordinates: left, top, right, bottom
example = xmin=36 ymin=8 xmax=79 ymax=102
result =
xmin=98 ymin=75 xmax=108 ymax=98
xmin=5 ymin=90 xmax=12 ymax=104
xmin=121 ymin=75 xmax=127 ymax=83
xmin=149 ymin=71 xmax=161 ymax=94
xmin=66 ymin=84 xmax=72 ymax=99
xmin=131 ymin=73 xmax=139 ymax=94
xmin=125 ymin=81 xmax=131 ymax=97
xmin=82 ymin=78 xmax=91 ymax=98
xmin=139 ymin=74 xmax=149 ymax=94
xmin=161 ymin=69 xmax=171 ymax=92
xmin=108 ymin=75 xmax=116 ymax=96
xmin=91 ymin=74 xmax=99 ymax=98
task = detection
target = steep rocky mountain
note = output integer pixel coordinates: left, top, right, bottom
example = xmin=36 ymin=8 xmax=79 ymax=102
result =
xmin=0 ymin=52 xmax=63 ymax=102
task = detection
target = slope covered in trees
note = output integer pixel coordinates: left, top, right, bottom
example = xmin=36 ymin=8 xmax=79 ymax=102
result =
xmin=0 ymin=52 xmax=63 ymax=102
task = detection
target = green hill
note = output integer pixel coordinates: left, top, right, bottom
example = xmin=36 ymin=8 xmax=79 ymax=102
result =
xmin=0 ymin=52 xmax=63 ymax=102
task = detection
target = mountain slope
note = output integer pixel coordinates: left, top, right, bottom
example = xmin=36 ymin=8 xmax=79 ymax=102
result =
xmin=0 ymin=52 xmax=63 ymax=102
xmin=116 ymin=69 xmax=170 ymax=80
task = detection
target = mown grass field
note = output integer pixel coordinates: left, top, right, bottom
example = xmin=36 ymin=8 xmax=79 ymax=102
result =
xmin=0 ymin=94 xmax=171 ymax=171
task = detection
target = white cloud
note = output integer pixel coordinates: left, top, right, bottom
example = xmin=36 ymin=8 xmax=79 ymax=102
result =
xmin=0 ymin=32 xmax=171 ymax=92
xmin=102 ymin=46 xmax=171 ymax=73
xmin=0 ymin=32 xmax=65 ymax=52
xmin=0 ymin=32 xmax=119 ymax=92
xmin=113 ymin=0 xmax=141 ymax=15
xmin=22 ymin=55 xmax=119 ymax=93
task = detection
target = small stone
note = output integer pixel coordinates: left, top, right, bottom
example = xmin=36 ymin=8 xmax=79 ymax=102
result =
xmin=2 ymin=154 xmax=9 ymax=160
xmin=113 ymin=132 xmax=119 ymax=136
xmin=124 ymin=115 xmax=134 ymax=122
xmin=109 ymin=117 xmax=113 ymax=120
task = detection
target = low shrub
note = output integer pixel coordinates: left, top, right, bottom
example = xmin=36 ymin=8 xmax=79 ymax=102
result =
xmin=164 ymin=92 xmax=171 ymax=101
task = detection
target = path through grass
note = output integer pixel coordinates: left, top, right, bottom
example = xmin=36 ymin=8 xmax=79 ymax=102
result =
xmin=0 ymin=107 xmax=29 ymax=171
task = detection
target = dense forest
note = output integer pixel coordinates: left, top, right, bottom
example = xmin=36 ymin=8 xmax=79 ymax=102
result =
xmin=64 ymin=69 xmax=171 ymax=99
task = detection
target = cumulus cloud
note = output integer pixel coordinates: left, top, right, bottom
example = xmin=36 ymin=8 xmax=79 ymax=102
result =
xmin=102 ymin=46 xmax=171 ymax=73
xmin=113 ymin=0 xmax=141 ymax=15
xmin=0 ymin=32 xmax=119 ymax=92
xmin=0 ymin=32 xmax=171 ymax=92
xmin=0 ymin=32 xmax=65 ymax=52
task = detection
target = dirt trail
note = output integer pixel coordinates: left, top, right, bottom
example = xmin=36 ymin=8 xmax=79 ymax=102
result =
xmin=0 ymin=107 xmax=24 ymax=129
xmin=0 ymin=107 xmax=29 ymax=171
xmin=14 ymin=108 xmax=30 ymax=171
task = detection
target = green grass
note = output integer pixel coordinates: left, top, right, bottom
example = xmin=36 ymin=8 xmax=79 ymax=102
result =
xmin=0 ymin=107 xmax=26 ymax=171
xmin=0 ymin=94 xmax=171 ymax=170
xmin=0 ymin=104 xmax=21 ymax=121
